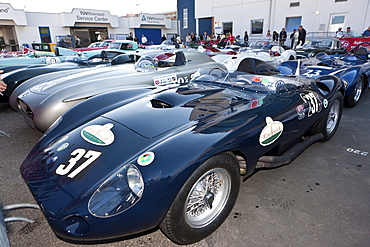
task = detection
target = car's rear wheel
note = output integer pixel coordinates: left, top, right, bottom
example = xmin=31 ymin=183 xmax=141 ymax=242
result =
xmin=315 ymin=91 xmax=342 ymax=142
xmin=344 ymin=77 xmax=363 ymax=107
xmin=159 ymin=152 xmax=240 ymax=245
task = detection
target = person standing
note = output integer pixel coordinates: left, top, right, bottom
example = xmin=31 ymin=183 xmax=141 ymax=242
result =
xmin=127 ymin=32 xmax=134 ymax=41
xmin=266 ymin=30 xmax=272 ymax=41
xmin=141 ymin=34 xmax=148 ymax=45
xmin=362 ymin=26 xmax=370 ymax=38
xmin=227 ymin=32 xmax=235 ymax=45
xmin=185 ymin=33 xmax=192 ymax=45
xmin=290 ymin=29 xmax=297 ymax=49
xmin=279 ymin=28 xmax=287 ymax=46
xmin=344 ymin=27 xmax=354 ymax=38
xmin=335 ymin=28 xmax=344 ymax=39
xmin=243 ymin=31 xmax=249 ymax=45
xmin=74 ymin=35 xmax=81 ymax=48
xmin=161 ymin=34 xmax=166 ymax=43
xmin=297 ymin=25 xmax=306 ymax=46
xmin=272 ymin=31 xmax=279 ymax=41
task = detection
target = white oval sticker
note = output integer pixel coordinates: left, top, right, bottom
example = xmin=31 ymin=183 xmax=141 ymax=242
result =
xmin=259 ymin=117 xmax=284 ymax=146
xmin=81 ymin=123 xmax=115 ymax=146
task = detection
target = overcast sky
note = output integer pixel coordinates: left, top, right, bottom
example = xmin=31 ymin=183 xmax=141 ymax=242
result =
xmin=3 ymin=0 xmax=177 ymax=16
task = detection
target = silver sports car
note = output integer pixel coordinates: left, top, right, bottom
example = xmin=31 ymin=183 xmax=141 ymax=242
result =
xmin=16 ymin=51 xmax=226 ymax=132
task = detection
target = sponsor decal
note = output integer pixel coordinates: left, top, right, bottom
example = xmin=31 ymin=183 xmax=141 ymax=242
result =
xmin=262 ymin=79 xmax=270 ymax=86
xmin=252 ymin=76 xmax=262 ymax=85
xmin=259 ymin=117 xmax=284 ymax=146
xmin=296 ymin=104 xmax=306 ymax=120
xmin=81 ymin=123 xmax=115 ymax=146
xmin=47 ymin=156 xmax=58 ymax=165
xmin=153 ymin=73 xmax=177 ymax=85
xmin=57 ymin=143 xmax=69 ymax=152
xmin=323 ymin=99 xmax=328 ymax=108
xmin=275 ymin=80 xmax=286 ymax=89
xmin=137 ymin=151 xmax=155 ymax=166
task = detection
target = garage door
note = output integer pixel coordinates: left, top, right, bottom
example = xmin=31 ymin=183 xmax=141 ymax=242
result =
xmin=134 ymin=28 xmax=162 ymax=45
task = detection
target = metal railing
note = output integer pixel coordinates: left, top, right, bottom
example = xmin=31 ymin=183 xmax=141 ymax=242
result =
xmin=0 ymin=200 xmax=40 ymax=247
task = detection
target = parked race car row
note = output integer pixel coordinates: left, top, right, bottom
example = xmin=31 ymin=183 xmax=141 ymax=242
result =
xmin=0 ymin=38 xmax=369 ymax=245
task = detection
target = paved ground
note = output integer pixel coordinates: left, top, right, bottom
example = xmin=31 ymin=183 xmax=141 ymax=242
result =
xmin=0 ymin=93 xmax=369 ymax=247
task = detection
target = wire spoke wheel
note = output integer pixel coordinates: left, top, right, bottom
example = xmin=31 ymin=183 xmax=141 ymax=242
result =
xmin=185 ymin=168 xmax=231 ymax=228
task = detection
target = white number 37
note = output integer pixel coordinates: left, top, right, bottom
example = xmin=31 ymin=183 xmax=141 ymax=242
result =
xmin=56 ymin=148 xmax=101 ymax=179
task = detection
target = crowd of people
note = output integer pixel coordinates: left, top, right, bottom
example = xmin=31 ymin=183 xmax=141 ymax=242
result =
xmin=334 ymin=26 xmax=370 ymax=39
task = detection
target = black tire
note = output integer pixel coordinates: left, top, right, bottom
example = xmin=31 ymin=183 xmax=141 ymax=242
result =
xmin=344 ymin=77 xmax=364 ymax=107
xmin=159 ymin=152 xmax=240 ymax=245
xmin=315 ymin=91 xmax=342 ymax=142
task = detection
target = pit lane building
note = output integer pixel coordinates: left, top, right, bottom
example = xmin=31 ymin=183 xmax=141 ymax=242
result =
xmin=0 ymin=3 xmax=178 ymax=51
xmin=178 ymin=0 xmax=370 ymax=41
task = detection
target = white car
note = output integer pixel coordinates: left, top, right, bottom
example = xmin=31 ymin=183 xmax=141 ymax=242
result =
xmin=212 ymin=46 xmax=296 ymax=72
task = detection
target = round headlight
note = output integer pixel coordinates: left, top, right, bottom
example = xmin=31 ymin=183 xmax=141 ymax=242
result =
xmin=88 ymin=164 xmax=144 ymax=218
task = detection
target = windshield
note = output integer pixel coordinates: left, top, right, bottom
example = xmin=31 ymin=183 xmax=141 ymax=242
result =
xmin=135 ymin=55 xmax=157 ymax=72
xmin=192 ymin=67 xmax=306 ymax=93
xmin=304 ymin=40 xmax=333 ymax=49
xmin=108 ymin=42 xmax=134 ymax=50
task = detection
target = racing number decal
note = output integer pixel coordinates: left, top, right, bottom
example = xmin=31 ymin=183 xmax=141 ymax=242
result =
xmin=55 ymin=148 xmax=101 ymax=179
xmin=302 ymin=70 xmax=322 ymax=78
xmin=301 ymin=92 xmax=322 ymax=117
xmin=177 ymin=76 xmax=189 ymax=84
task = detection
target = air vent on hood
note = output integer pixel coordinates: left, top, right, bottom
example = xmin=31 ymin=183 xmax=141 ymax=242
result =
xmin=151 ymin=99 xmax=173 ymax=108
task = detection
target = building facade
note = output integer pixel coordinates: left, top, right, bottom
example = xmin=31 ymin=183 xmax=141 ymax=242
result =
xmin=178 ymin=0 xmax=370 ymax=41
xmin=0 ymin=3 xmax=178 ymax=51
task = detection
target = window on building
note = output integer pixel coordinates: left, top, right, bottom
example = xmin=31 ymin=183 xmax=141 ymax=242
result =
xmin=223 ymin=22 xmax=233 ymax=34
xmin=251 ymin=19 xmax=263 ymax=35
xmin=39 ymin=27 xmax=51 ymax=43
xmin=290 ymin=2 xmax=300 ymax=7
xmin=286 ymin=17 xmax=302 ymax=33
xmin=183 ymin=8 xmax=188 ymax=29
xmin=329 ymin=14 xmax=346 ymax=31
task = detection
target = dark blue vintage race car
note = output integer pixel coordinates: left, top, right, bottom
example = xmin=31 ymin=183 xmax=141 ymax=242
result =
xmin=278 ymin=44 xmax=370 ymax=107
xmin=20 ymin=59 xmax=344 ymax=245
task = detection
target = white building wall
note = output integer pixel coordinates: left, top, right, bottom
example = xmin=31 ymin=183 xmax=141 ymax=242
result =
xmin=195 ymin=0 xmax=370 ymax=39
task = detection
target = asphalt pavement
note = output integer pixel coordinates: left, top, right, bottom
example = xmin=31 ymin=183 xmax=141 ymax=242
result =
xmin=0 ymin=93 xmax=369 ymax=247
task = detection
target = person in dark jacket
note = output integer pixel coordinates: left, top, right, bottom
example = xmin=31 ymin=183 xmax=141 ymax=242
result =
xmin=243 ymin=31 xmax=249 ymax=45
xmin=290 ymin=29 xmax=297 ymax=49
xmin=279 ymin=28 xmax=287 ymax=46
xmin=127 ymin=32 xmax=134 ymax=41
xmin=297 ymin=25 xmax=306 ymax=46
xmin=272 ymin=31 xmax=279 ymax=41
xmin=161 ymin=34 xmax=166 ymax=42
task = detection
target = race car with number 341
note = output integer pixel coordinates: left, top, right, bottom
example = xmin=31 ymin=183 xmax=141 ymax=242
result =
xmin=21 ymin=58 xmax=345 ymax=245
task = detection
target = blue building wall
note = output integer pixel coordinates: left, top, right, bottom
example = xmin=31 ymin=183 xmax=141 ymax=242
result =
xmin=177 ymin=0 xmax=196 ymax=41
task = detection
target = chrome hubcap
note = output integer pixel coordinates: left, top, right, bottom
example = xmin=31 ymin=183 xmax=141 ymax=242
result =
xmin=326 ymin=100 xmax=340 ymax=134
xmin=353 ymin=79 xmax=363 ymax=102
xmin=185 ymin=168 xmax=231 ymax=228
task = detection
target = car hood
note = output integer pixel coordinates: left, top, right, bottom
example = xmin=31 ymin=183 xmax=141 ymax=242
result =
xmin=29 ymin=64 xmax=137 ymax=94
xmin=102 ymin=84 xmax=264 ymax=138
